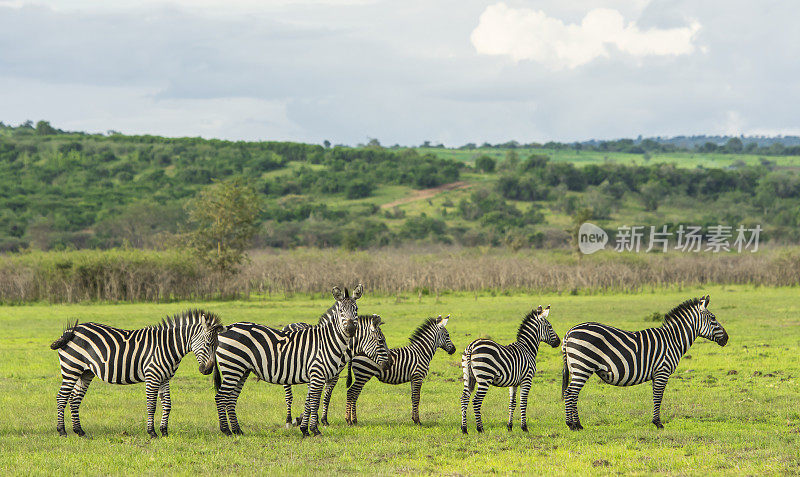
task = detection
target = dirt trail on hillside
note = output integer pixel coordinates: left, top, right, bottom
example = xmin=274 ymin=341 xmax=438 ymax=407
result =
xmin=380 ymin=181 xmax=472 ymax=209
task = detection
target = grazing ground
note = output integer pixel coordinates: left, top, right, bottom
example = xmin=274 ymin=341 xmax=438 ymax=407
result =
xmin=1 ymin=285 xmax=798 ymax=475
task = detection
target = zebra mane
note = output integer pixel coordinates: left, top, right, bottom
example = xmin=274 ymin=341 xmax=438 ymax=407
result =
xmin=153 ymin=309 xmax=221 ymax=330
xmin=662 ymin=298 xmax=701 ymax=326
xmin=516 ymin=308 xmax=542 ymax=341
xmin=408 ymin=317 xmax=439 ymax=344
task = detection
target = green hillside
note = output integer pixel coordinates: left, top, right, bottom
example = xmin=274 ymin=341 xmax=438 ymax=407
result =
xmin=2 ymin=122 xmax=800 ymax=251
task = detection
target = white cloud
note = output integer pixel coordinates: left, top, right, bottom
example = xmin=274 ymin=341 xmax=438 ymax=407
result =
xmin=471 ymin=3 xmax=700 ymax=69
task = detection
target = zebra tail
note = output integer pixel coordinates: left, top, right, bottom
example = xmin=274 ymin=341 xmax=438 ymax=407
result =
xmin=50 ymin=319 xmax=78 ymax=350
xmin=561 ymin=341 xmax=569 ymax=400
xmin=213 ymin=357 xmax=222 ymax=392
xmin=461 ymin=344 xmax=476 ymax=393
xmin=346 ymin=360 xmax=353 ymax=388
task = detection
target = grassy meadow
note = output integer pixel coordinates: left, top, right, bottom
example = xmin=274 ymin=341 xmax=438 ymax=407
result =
xmin=1 ymin=285 xmax=799 ymax=474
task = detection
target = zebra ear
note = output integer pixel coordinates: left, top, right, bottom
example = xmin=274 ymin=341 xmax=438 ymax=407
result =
xmin=541 ymin=305 xmax=551 ymax=319
xmin=352 ymin=284 xmax=364 ymax=300
xmin=439 ymin=315 xmax=450 ymax=328
xmin=332 ymin=286 xmax=344 ymax=301
xmin=704 ymin=295 xmax=711 ymax=307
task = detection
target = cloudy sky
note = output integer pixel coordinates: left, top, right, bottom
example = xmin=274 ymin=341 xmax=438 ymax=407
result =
xmin=0 ymin=0 xmax=797 ymax=145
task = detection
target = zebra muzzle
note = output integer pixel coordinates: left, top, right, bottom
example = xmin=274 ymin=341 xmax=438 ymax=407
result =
xmin=717 ymin=330 xmax=729 ymax=347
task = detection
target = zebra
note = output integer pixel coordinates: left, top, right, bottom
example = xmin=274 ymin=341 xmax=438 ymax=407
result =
xmin=344 ymin=314 xmax=456 ymax=426
xmin=280 ymin=313 xmax=393 ymax=427
xmin=461 ymin=305 xmax=560 ymax=434
xmin=561 ymin=295 xmax=728 ymax=430
xmin=50 ymin=310 xmax=226 ymax=438
xmin=213 ymin=285 xmax=391 ymax=437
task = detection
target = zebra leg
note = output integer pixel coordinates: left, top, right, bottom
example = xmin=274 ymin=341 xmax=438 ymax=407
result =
xmin=346 ymin=374 xmax=369 ymax=425
xmin=507 ymin=386 xmax=517 ymax=431
xmin=68 ymin=371 xmax=93 ymax=437
xmin=651 ymin=372 xmax=669 ymax=429
xmin=301 ymin=375 xmax=326 ymax=437
xmin=56 ymin=376 xmax=79 ymax=436
xmin=519 ymin=377 xmax=532 ymax=432
xmin=410 ymin=377 xmax=423 ymax=424
xmin=460 ymin=380 xmax=471 ymax=434
xmin=320 ymin=375 xmax=339 ymax=426
xmin=472 ymin=383 xmax=489 ymax=433
xmin=283 ymin=385 xmax=293 ymax=428
xmin=228 ymin=370 xmax=250 ymax=435
xmin=158 ymin=382 xmax=171 ymax=437
xmin=145 ymin=378 xmax=160 ymax=438
xmin=564 ymin=368 xmax=591 ymax=431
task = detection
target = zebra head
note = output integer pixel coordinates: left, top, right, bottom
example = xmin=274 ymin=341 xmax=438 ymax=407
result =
xmin=536 ymin=305 xmax=561 ymax=348
xmin=332 ymin=284 xmax=362 ymax=339
xmin=355 ymin=314 xmax=392 ymax=370
xmin=435 ymin=314 xmax=456 ymax=355
xmin=190 ymin=311 xmax=228 ymax=376
xmin=697 ymin=295 xmax=728 ymax=346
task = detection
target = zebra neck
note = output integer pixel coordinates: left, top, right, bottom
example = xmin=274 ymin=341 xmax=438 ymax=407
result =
xmin=659 ymin=319 xmax=697 ymax=356
xmin=514 ymin=336 xmax=540 ymax=356
xmin=160 ymin=325 xmax=193 ymax=357
xmin=407 ymin=338 xmax=436 ymax=359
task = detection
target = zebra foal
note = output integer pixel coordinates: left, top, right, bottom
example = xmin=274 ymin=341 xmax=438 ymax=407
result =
xmin=562 ymin=295 xmax=728 ymax=430
xmin=50 ymin=310 xmax=226 ymax=437
xmin=461 ymin=305 xmax=560 ymax=434
xmin=344 ymin=315 xmax=456 ymax=426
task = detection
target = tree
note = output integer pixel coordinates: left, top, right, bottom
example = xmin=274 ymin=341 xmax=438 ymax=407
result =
xmin=640 ymin=180 xmax=667 ymax=211
xmin=323 ymin=139 xmax=331 ymax=149
xmin=184 ymin=178 xmax=261 ymax=272
xmin=725 ymin=137 xmax=744 ymax=153
xmin=475 ymin=155 xmax=496 ymax=173
xmin=35 ymin=120 xmax=58 ymax=135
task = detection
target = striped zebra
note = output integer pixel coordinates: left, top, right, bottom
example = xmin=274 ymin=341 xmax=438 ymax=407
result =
xmin=280 ymin=314 xmax=393 ymax=427
xmin=213 ymin=285 xmax=391 ymax=437
xmin=50 ymin=310 xmax=226 ymax=437
xmin=562 ymin=295 xmax=728 ymax=430
xmin=344 ymin=315 xmax=456 ymax=426
xmin=461 ymin=305 xmax=560 ymax=434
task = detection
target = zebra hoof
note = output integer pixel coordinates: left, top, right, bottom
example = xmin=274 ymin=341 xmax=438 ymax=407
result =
xmin=320 ymin=418 xmax=329 ymax=426
xmin=476 ymin=426 xmax=484 ymax=433
xmin=506 ymin=424 xmax=512 ymax=431
xmin=75 ymin=429 xmax=87 ymax=438
xmin=312 ymin=428 xmax=322 ymax=436
xmin=653 ymin=420 xmax=664 ymax=429
xmin=295 ymin=417 xmax=302 ymax=426
xmin=57 ymin=428 xmax=67 ymax=437
xmin=461 ymin=426 xmax=468 ymax=435
xmin=220 ymin=427 xmax=232 ymax=436
xmin=232 ymin=428 xmax=243 ymax=436
xmin=521 ymin=424 xmax=528 ymax=433
xmin=147 ymin=430 xmax=158 ymax=439
xmin=300 ymin=427 xmax=310 ymax=437
xmin=160 ymin=428 xmax=168 ymax=437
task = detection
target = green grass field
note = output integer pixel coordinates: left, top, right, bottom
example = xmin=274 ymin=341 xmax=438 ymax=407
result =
xmin=2 ymin=285 xmax=799 ymax=475
xmin=416 ymin=147 xmax=800 ymax=169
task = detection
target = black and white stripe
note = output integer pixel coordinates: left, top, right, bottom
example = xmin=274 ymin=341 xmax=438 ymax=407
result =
xmin=50 ymin=310 xmax=225 ymax=437
xmin=280 ymin=313 xmax=392 ymax=427
xmin=213 ymin=285 xmax=391 ymax=437
xmin=344 ymin=315 xmax=456 ymax=426
xmin=561 ymin=295 xmax=728 ymax=430
xmin=461 ymin=305 xmax=560 ymax=434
